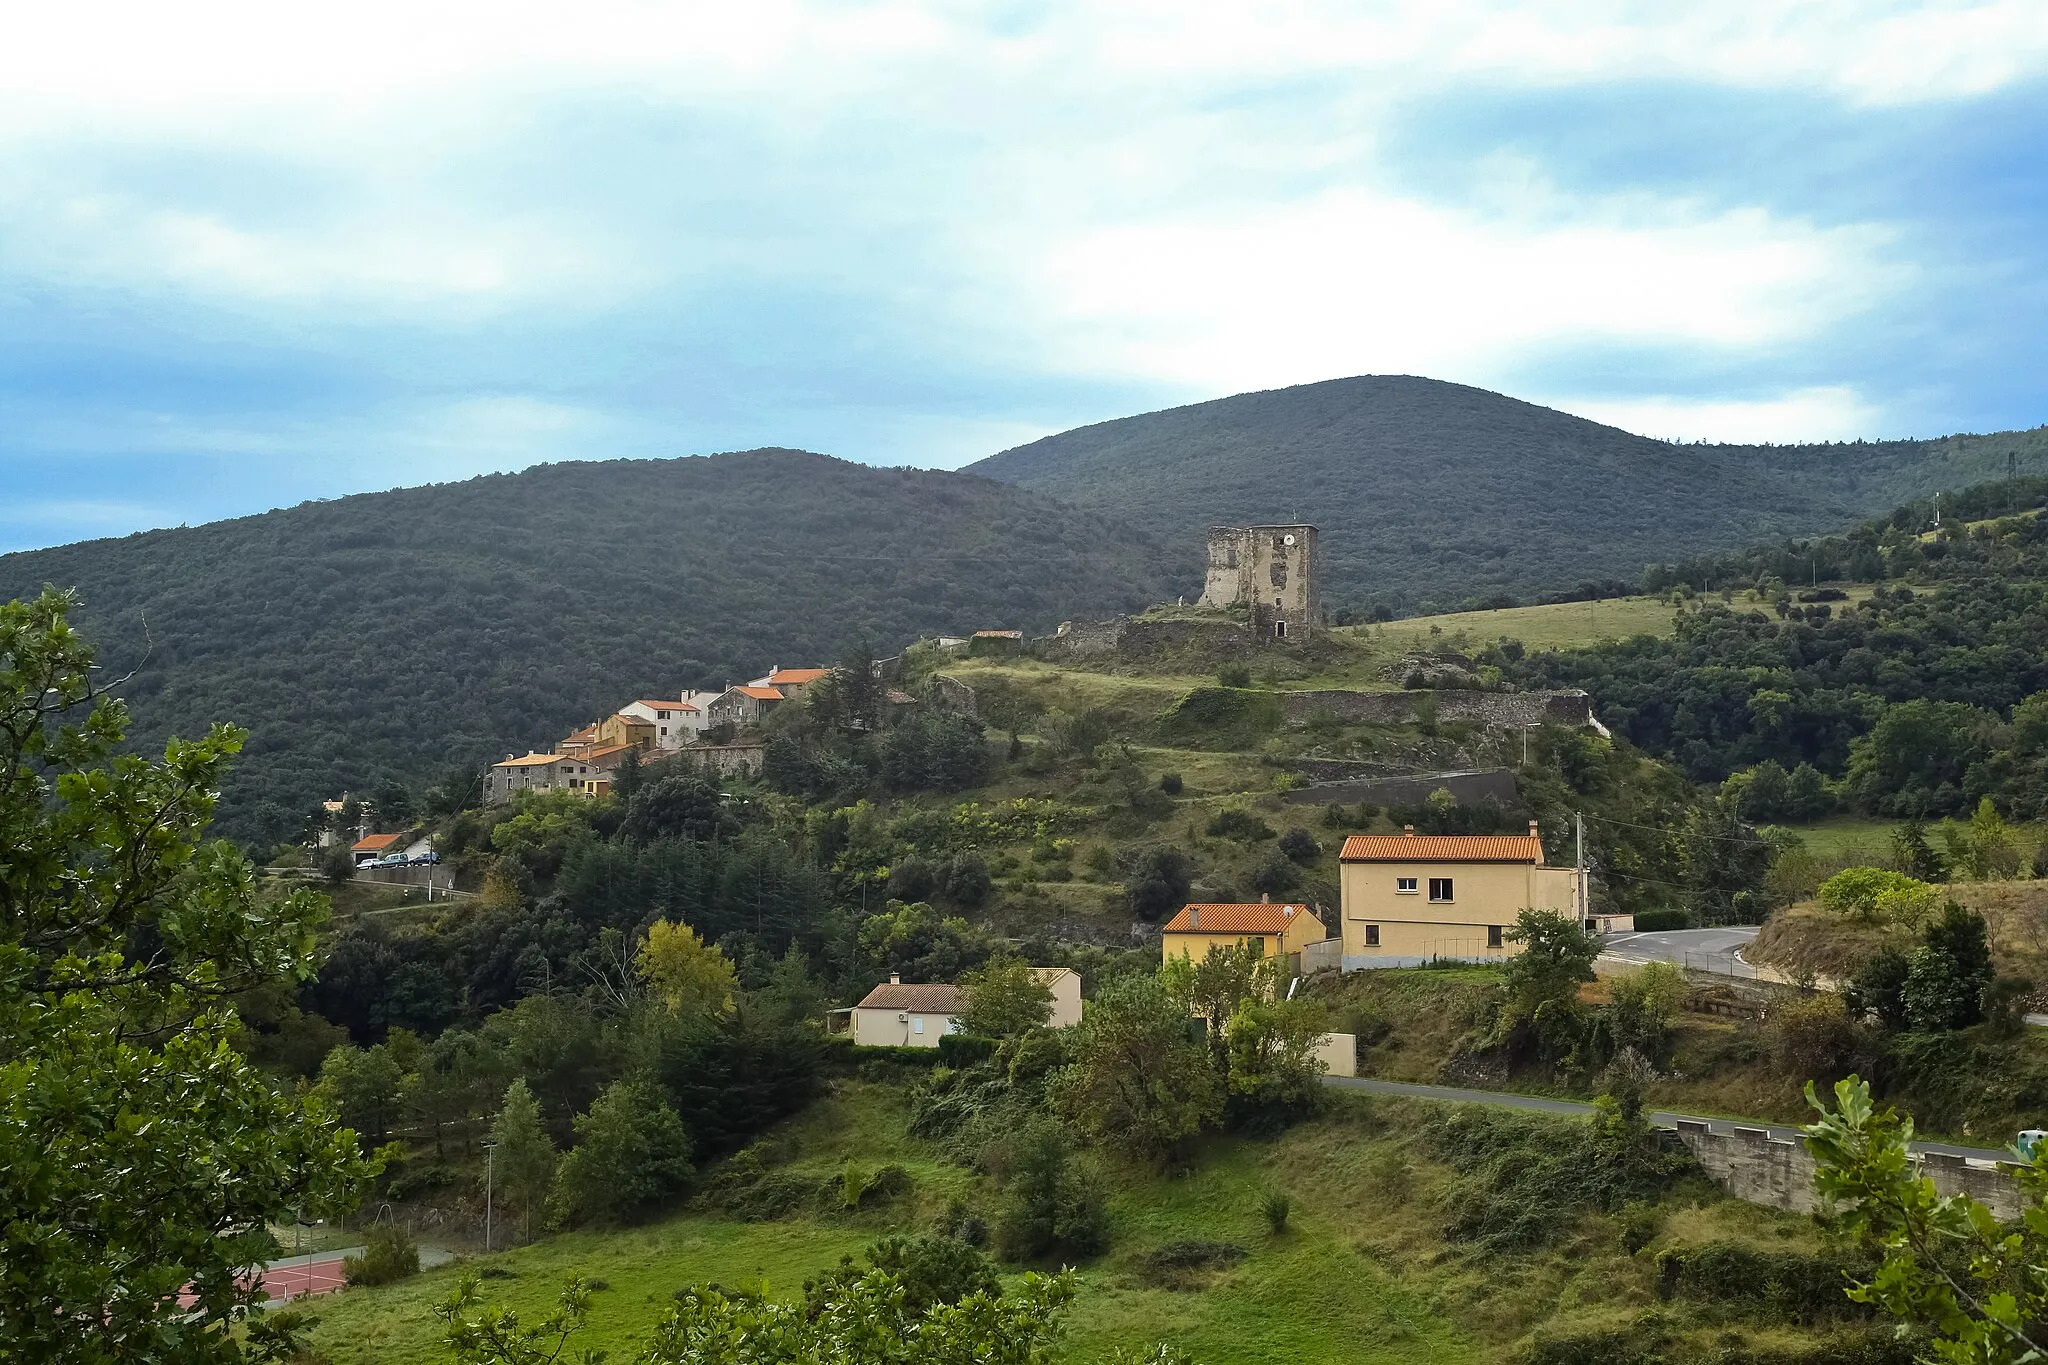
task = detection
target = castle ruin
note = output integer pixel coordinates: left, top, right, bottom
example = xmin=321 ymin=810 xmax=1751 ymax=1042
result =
xmin=1198 ymin=524 xmax=1318 ymax=640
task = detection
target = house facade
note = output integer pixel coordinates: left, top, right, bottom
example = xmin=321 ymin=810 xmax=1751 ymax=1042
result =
xmin=1158 ymin=902 xmax=1329 ymax=963
xmin=707 ymin=684 xmax=785 ymax=726
xmin=1338 ymin=824 xmax=1609 ymax=968
xmin=352 ymin=831 xmax=405 ymax=865
xmin=750 ymin=666 xmax=831 ymax=700
xmin=594 ymin=712 xmax=656 ymax=752
xmin=485 ymin=752 xmax=603 ymax=804
xmin=844 ymin=968 xmax=1083 ymax=1046
xmin=620 ymin=699 xmax=704 ymax=749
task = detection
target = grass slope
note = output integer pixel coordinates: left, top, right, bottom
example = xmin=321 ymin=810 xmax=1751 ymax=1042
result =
xmin=0 ymin=451 xmax=1175 ymax=833
xmin=307 ymin=1079 xmax=1845 ymax=1365
xmin=969 ymin=375 xmax=2048 ymax=614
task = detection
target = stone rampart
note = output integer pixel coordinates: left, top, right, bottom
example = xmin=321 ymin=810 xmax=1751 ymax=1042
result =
xmin=1275 ymin=688 xmax=1597 ymax=730
xmin=930 ymin=674 xmax=978 ymax=716
xmin=1672 ymin=1120 xmax=2024 ymax=1218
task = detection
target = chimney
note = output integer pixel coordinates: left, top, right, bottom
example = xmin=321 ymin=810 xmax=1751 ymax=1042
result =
xmin=1403 ymin=824 xmax=1415 ymax=836
xmin=889 ymin=972 xmax=901 ymax=986
xmin=1260 ymin=891 xmax=1269 ymax=903
xmin=1189 ymin=907 xmax=1199 ymax=930
xmin=1529 ymin=820 xmax=1541 ymax=838
xmin=1283 ymin=905 xmax=1295 ymax=918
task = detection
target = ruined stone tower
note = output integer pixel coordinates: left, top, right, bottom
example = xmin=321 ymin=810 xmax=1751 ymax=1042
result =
xmin=1197 ymin=524 xmax=1318 ymax=640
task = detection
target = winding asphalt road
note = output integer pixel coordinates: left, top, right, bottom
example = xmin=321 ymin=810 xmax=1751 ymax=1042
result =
xmin=1323 ymin=1075 xmax=2013 ymax=1163
xmin=1600 ymin=926 xmax=1762 ymax=975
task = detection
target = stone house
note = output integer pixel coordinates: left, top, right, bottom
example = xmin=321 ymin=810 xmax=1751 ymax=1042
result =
xmin=1197 ymin=524 xmax=1319 ymax=641
xmin=707 ymin=684 xmax=785 ymax=727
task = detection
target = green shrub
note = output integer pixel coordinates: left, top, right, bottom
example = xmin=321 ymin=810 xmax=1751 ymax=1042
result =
xmin=342 ymin=1225 xmax=419 ymax=1287
xmin=1656 ymin=1241 xmax=1875 ymax=1322
xmin=1261 ymin=1190 xmax=1291 ymax=1234
xmin=1132 ymin=1240 xmax=1244 ymax=1290
xmin=1277 ymin=827 xmax=1321 ymax=864
xmin=937 ymin=1034 xmax=999 ymax=1067
xmin=1629 ymin=909 xmax=1692 ymax=932
xmin=991 ymin=1118 xmax=1107 ymax=1262
xmin=1216 ymin=664 xmax=1252 ymax=688
xmin=1205 ymin=809 xmax=1275 ymax=842
xmin=805 ymin=1235 xmax=1001 ymax=1318
xmin=1158 ymin=772 xmax=1184 ymax=796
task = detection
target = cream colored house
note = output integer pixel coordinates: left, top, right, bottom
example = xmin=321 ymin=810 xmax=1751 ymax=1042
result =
xmin=1338 ymin=823 xmax=1609 ymax=968
xmin=843 ymin=968 xmax=1082 ymax=1046
xmin=1159 ymin=902 xmax=1328 ymax=964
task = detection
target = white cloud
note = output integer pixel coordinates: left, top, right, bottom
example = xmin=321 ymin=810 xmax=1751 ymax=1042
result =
xmin=1028 ymin=188 xmax=1900 ymax=394
xmin=1556 ymin=385 xmax=1887 ymax=443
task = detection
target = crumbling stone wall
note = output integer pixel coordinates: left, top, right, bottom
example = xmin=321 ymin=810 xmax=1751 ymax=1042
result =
xmin=1282 ymin=768 xmax=1521 ymax=809
xmin=1672 ymin=1120 xmax=2024 ymax=1218
xmin=1042 ymin=616 xmax=1253 ymax=662
xmin=1275 ymin=688 xmax=1597 ymax=730
xmin=930 ymin=674 xmax=978 ymax=715
xmin=1197 ymin=524 xmax=1319 ymax=640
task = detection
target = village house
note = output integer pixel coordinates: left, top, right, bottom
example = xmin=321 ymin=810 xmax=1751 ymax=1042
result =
xmin=1158 ymin=902 xmax=1329 ymax=964
xmin=620 ymin=698 xmax=704 ymax=749
xmin=593 ymin=712 xmax=656 ymax=752
xmin=707 ymin=683 xmax=786 ymax=727
xmin=1338 ymin=823 xmax=1620 ymax=967
xmin=838 ymin=968 xmax=1083 ymax=1047
xmin=749 ymin=666 xmax=831 ymax=700
xmin=484 ymin=752 xmax=602 ymax=805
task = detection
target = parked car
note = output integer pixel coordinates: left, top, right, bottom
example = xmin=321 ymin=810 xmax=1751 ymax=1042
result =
xmin=372 ymin=854 xmax=407 ymax=868
xmin=407 ymin=851 xmax=440 ymax=865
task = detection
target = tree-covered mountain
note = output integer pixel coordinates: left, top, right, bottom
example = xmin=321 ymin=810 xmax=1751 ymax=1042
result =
xmin=0 ymin=450 xmax=1174 ymax=834
xmin=968 ymin=375 xmax=2048 ymax=614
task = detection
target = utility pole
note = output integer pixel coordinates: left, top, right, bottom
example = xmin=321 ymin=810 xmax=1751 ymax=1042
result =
xmin=483 ymin=1141 xmax=496 ymax=1254
xmin=1575 ymin=812 xmax=1588 ymax=928
xmin=1933 ymin=491 xmax=1941 ymax=529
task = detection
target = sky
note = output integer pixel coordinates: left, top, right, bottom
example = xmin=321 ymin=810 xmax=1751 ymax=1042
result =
xmin=3 ymin=1 xmax=2047 ymax=552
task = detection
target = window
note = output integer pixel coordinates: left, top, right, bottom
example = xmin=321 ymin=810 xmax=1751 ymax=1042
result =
xmin=1364 ymin=924 xmax=1380 ymax=946
xmin=912 ymin=1017 xmax=924 ymax=1035
xmin=1395 ymin=877 xmax=1418 ymax=894
xmin=1487 ymin=925 xmax=1503 ymax=949
xmin=1428 ymin=877 xmax=1454 ymax=903
xmin=1274 ymin=621 xmax=1286 ymax=639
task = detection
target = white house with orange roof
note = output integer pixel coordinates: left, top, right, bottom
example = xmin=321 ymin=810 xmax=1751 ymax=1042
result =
xmin=1338 ymin=822 xmax=1614 ymax=968
xmin=620 ymin=697 xmax=706 ymax=749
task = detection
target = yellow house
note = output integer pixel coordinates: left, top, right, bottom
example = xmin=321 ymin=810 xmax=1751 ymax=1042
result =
xmin=1338 ymin=823 xmax=1593 ymax=965
xmin=1159 ymin=902 xmax=1328 ymax=964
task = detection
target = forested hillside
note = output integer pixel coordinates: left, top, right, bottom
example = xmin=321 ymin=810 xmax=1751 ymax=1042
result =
xmin=0 ymin=451 xmax=1174 ymax=833
xmin=970 ymin=375 xmax=2048 ymax=614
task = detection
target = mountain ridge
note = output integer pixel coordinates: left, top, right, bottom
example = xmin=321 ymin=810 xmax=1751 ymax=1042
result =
xmin=967 ymin=374 xmax=2048 ymax=612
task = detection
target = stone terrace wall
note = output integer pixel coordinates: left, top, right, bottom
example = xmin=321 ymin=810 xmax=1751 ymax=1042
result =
xmin=1282 ymin=768 xmax=1520 ymax=809
xmin=1673 ymin=1120 xmax=2024 ymax=1218
xmin=1275 ymin=688 xmax=1597 ymax=730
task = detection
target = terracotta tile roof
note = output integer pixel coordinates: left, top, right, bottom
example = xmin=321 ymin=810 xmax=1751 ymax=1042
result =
xmin=584 ymin=744 xmax=633 ymax=763
xmin=733 ymin=685 xmax=784 ymax=701
xmin=764 ymin=667 xmax=830 ymax=685
xmin=352 ymin=832 xmax=405 ymax=852
xmin=495 ymin=752 xmax=564 ymax=768
xmin=1341 ymin=833 xmax=1545 ymax=863
xmin=631 ymin=700 xmax=700 ymax=713
xmin=856 ymin=982 xmax=964 ymax=1012
xmin=565 ymin=725 xmax=597 ymax=741
xmin=1161 ymin=903 xmax=1313 ymax=935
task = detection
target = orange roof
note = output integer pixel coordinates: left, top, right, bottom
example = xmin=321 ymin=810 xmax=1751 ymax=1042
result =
xmin=734 ymin=685 xmax=784 ymax=700
xmin=1161 ymin=903 xmax=1314 ymax=935
xmin=631 ymin=700 xmax=700 ymax=713
xmin=1341 ymin=833 xmax=1544 ymax=863
xmin=352 ymin=832 xmax=405 ymax=852
xmin=584 ymin=743 xmax=633 ymax=762
xmin=564 ymin=725 xmax=597 ymax=742
xmin=496 ymin=752 xmax=564 ymax=768
xmin=765 ymin=667 xmax=830 ymax=685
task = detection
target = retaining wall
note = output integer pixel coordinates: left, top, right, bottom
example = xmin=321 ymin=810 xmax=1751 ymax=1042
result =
xmin=1283 ymin=768 xmax=1520 ymax=809
xmin=1672 ymin=1119 xmax=2024 ymax=1218
xmin=1043 ymin=616 xmax=1254 ymax=661
xmin=1275 ymin=688 xmax=1598 ymax=730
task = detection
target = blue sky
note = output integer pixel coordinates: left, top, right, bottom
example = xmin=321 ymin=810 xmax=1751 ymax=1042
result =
xmin=4 ymin=1 xmax=2047 ymax=552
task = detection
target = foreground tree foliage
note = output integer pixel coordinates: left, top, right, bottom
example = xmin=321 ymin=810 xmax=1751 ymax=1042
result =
xmin=0 ymin=588 xmax=375 ymax=1363
xmin=442 ymin=1262 xmax=1086 ymax=1365
xmin=1806 ymin=1076 xmax=2048 ymax=1365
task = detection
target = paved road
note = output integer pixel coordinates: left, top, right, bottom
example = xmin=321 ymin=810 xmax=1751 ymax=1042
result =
xmin=1602 ymin=926 xmax=1761 ymax=975
xmin=1325 ymin=1075 xmax=2012 ymax=1163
